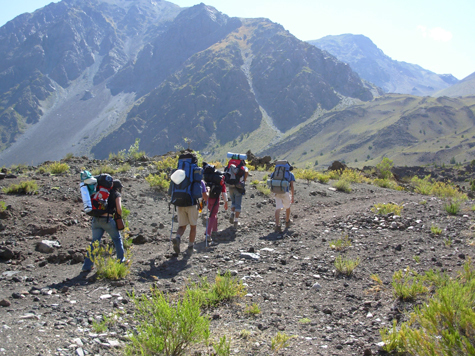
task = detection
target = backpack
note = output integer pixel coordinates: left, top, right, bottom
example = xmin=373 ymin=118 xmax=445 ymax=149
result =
xmin=170 ymin=153 xmax=203 ymax=207
xmin=203 ymin=164 xmax=224 ymax=199
xmin=267 ymin=160 xmax=292 ymax=193
xmin=224 ymin=159 xmax=245 ymax=186
xmin=87 ymin=173 xmax=114 ymax=216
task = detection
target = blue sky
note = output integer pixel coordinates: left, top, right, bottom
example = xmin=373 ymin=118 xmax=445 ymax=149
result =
xmin=2 ymin=0 xmax=474 ymax=80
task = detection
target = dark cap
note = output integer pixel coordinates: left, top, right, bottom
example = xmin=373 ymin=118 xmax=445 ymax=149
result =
xmin=113 ymin=179 xmax=123 ymax=190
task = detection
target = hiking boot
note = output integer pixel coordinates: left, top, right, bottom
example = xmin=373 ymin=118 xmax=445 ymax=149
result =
xmin=229 ymin=212 xmax=235 ymax=224
xmin=285 ymin=220 xmax=293 ymax=229
xmin=185 ymin=245 xmax=194 ymax=257
xmin=275 ymin=225 xmax=282 ymax=233
xmin=233 ymin=221 xmax=240 ymax=229
xmin=172 ymin=237 xmax=181 ymax=255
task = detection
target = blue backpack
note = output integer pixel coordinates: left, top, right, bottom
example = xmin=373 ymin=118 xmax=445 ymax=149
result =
xmin=170 ymin=153 xmax=203 ymax=207
xmin=267 ymin=160 xmax=293 ymax=193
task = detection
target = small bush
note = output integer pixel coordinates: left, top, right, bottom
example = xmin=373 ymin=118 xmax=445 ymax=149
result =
xmin=213 ymin=335 xmax=231 ymax=356
xmin=117 ymin=163 xmax=131 ymax=173
xmin=294 ymin=168 xmax=319 ymax=183
xmin=334 ymin=255 xmax=360 ymax=276
xmin=3 ymin=181 xmax=38 ymax=194
xmin=92 ymin=165 xmax=116 ymax=175
xmin=431 ymin=225 xmax=443 ymax=235
xmin=86 ymin=241 xmax=131 ymax=280
xmin=444 ymin=199 xmax=462 ymax=215
xmin=244 ymin=303 xmax=260 ymax=315
xmin=0 ymin=201 xmax=6 ymax=212
xmin=340 ymin=168 xmax=370 ymax=183
xmin=376 ymin=157 xmax=394 ymax=179
xmin=317 ymin=173 xmax=330 ymax=184
xmin=271 ymin=332 xmax=296 ymax=352
xmin=255 ymin=183 xmax=271 ymax=196
xmin=155 ymin=155 xmax=178 ymax=171
xmin=299 ymin=317 xmax=311 ymax=324
xmin=373 ymin=178 xmax=403 ymax=190
xmin=329 ymin=235 xmax=352 ymax=251
xmin=371 ymin=203 xmax=403 ymax=215
xmin=333 ymin=179 xmax=351 ymax=193
xmin=146 ymin=173 xmax=170 ymax=191
xmin=125 ymin=288 xmax=210 ymax=356
xmin=63 ymin=153 xmax=74 ymax=161
xmin=48 ymin=161 xmax=70 ymax=174
xmin=391 ymin=268 xmax=429 ymax=301
xmin=381 ymin=260 xmax=475 ymax=355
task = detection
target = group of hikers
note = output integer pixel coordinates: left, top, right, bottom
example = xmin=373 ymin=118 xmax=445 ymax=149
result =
xmin=80 ymin=151 xmax=295 ymax=271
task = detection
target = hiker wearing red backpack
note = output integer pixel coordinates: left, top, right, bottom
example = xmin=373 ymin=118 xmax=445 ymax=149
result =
xmin=82 ymin=177 xmax=126 ymax=273
xmin=224 ymin=153 xmax=248 ymax=228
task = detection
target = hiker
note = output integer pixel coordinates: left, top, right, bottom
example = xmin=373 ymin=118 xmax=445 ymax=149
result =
xmin=82 ymin=179 xmax=126 ymax=272
xmin=203 ymin=163 xmax=228 ymax=244
xmin=225 ymin=154 xmax=248 ymax=228
xmin=170 ymin=151 xmax=208 ymax=256
xmin=268 ymin=160 xmax=295 ymax=232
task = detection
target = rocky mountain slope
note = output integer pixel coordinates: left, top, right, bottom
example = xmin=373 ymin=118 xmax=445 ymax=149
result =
xmin=258 ymin=94 xmax=475 ymax=168
xmin=308 ymin=34 xmax=459 ymax=96
xmin=0 ymin=0 xmax=374 ymax=167
xmin=434 ymin=71 xmax=475 ymax=97
xmin=1 ymin=156 xmax=475 ymax=355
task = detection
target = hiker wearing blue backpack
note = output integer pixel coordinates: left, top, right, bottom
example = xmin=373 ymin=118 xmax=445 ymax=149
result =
xmin=224 ymin=153 xmax=248 ymax=228
xmin=267 ymin=160 xmax=295 ymax=233
xmin=169 ymin=152 xmax=208 ymax=257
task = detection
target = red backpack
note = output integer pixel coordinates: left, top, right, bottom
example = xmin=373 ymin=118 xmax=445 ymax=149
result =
xmin=87 ymin=174 xmax=114 ymax=217
xmin=224 ymin=159 xmax=245 ymax=186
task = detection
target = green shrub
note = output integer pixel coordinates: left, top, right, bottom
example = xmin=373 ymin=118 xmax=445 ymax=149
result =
xmin=0 ymin=201 xmax=6 ymax=212
xmin=145 ymin=173 xmax=170 ymax=191
xmin=155 ymin=155 xmax=178 ymax=171
xmin=299 ymin=318 xmax=311 ymax=324
xmin=255 ymin=183 xmax=271 ymax=196
xmin=213 ymin=335 xmax=231 ymax=356
xmin=329 ymin=235 xmax=352 ymax=251
xmin=333 ymin=179 xmax=351 ymax=193
xmin=444 ymin=199 xmax=462 ymax=215
xmin=391 ymin=268 xmax=429 ymax=301
xmin=340 ymin=168 xmax=370 ymax=183
xmin=3 ymin=181 xmax=38 ymax=194
xmin=371 ymin=202 xmax=403 ymax=215
xmin=381 ymin=260 xmax=475 ymax=355
xmin=117 ymin=163 xmax=131 ymax=173
xmin=431 ymin=225 xmax=443 ymax=235
xmin=125 ymin=288 xmax=210 ymax=356
xmin=92 ymin=165 xmax=116 ymax=175
xmin=63 ymin=153 xmax=74 ymax=161
xmin=376 ymin=157 xmax=394 ymax=179
xmin=86 ymin=241 xmax=131 ymax=280
xmin=271 ymin=332 xmax=296 ymax=352
xmin=411 ymin=175 xmax=467 ymax=200
xmin=317 ymin=173 xmax=330 ymax=184
xmin=373 ymin=178 xmax=403 ymax=190
xmin=48 ymin=161 xmax=70 ymax=174
xmin=187 ymin=272 xmax=247 ymax=307
xmin=294 ymin=168 xmax=319 ymax=183
xmin=334 ymin=255 xmax=360 ymax=276
xmin=244 ymin=303 xmax=261 ymax=315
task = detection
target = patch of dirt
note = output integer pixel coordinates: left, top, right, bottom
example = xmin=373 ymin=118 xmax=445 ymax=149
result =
xmin=0 ymin=157 xmax=474 ymax=356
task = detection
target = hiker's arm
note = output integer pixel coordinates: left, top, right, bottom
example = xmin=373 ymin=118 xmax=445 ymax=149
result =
xmin=222 ymin=192 xmax=228 ymax=210
xmin=116 ymin=196 xmax=122 ymax=216
xmin=290 ymin=181 xmax=294 ymax=204
xmin=201 ymin=181 xmax=208 ymax=202
xmin=244 ymin=170 xmax=248 ymax=182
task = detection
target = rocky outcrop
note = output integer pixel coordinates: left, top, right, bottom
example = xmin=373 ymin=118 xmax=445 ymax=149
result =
xmin=309 ymin=34 xmax=458 ymax=95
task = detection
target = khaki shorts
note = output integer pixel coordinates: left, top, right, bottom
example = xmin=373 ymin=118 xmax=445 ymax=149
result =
xmin=177 ymin=205 xmax=199 ymax=226
xmin=275 ymin=192 xmax=291 ymax=210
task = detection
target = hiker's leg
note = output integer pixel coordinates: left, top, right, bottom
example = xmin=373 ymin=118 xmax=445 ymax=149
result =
xmin=207 ymin=197 xmax=218 ymax=235
xmin=176 ymin=206 xmax=190 ymax=237
xmin=189 ymin=225 xmax=197 ymax=244
xmin=274 ymin=195 xmax=284 ymax=226
xmin=234 ymin=191 xmax=242 ymax=219
xmin=285 ymin=208 xmax=291 ymax=223
xmin=105 ymin=218 xmax=125 ymax=262
xmin=83 ymin=218 xmax=105 ymax=270
xmin=177 ymin=226 xmax=187 ymax=236
xmin=187 ymin=206 xmax=199 ymax=244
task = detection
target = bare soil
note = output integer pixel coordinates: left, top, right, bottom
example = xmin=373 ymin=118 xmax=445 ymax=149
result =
xmin=1 ymin=157 xmax=474 ymax=356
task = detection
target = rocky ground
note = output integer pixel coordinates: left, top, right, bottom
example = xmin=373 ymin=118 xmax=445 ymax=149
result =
xmin=1 ymin=156 xmax=475 ymax=356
